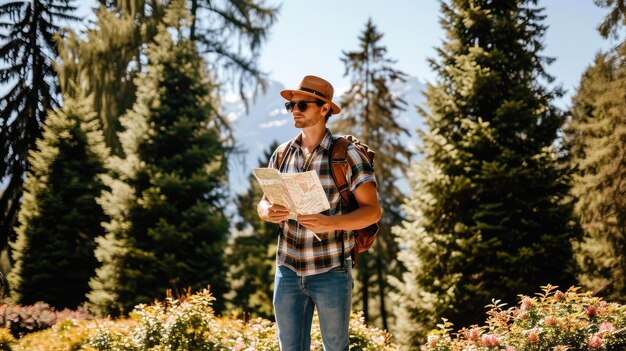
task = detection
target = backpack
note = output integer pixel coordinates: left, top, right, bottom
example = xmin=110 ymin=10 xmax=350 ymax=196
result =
xmin=275 ymin=135 xmax=380 ymax=263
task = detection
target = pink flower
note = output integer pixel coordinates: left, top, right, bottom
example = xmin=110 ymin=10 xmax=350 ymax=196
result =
xmin=506 ymin=347 xmax=516 ymax=351
xmin=554 ymin=290 xmax=564 ymax=300
xmin=528 ymin=330 xmax=539 ymax=343
xmin=600 ymin=321 xmax=616 ymax=334
xmin=468 ymin=328 xmax=480 ymax=340
xmin=544 ymin=315 xmax=558 ymax=325
xmin=587 ymin=306 xmax=597 ymax=316
xmin=481 ymin=334 xmax=499 ymax=347
xmin=598 ymin=301 xmax=608 ymax=314
xmin=589 ymin=335 xmax=602 ymax=348
xmin=521 ymin=298 xmax=533 ymax=310
xmin=427 ymin=335 xmax=438 ymax=348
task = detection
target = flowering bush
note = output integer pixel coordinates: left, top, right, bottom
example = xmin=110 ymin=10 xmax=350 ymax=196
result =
xmin=424 ymin=285 xmax=626 ymax=351
xmin=346 ymin=312 xmax=397 ymax=351
xmin=5 ymin=288 xmax=398 ymax=350
xmin=0 ymin=301 xmax=91 ymax=337
xmin=13 ymin=319 xmax=94 ymax=351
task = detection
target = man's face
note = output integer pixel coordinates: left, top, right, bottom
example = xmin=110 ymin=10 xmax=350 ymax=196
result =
xmin=288 ymin=92 xmax=326 ymax=129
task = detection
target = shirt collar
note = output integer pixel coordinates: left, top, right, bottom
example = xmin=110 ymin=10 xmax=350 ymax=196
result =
xmin=292 ymin=128 xmax=333 ymax=151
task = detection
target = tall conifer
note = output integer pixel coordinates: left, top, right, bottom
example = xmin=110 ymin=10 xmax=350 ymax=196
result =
xmin=391 ymin=1 xmax=580 ymax=346
xmin=569 ymin=2 xmax=625 ymax=301
xmin=8 ymin=96 xmax=108 ymax=309
xmin=0 ymin=0 xmax=79 ymax=253
xmin=61 ymin=0 xmax=277 ymax=154
xmin=88 ymin=1 xmax=230 ymax=316
xmin=333 ymin=18 xmax=409 ymax=330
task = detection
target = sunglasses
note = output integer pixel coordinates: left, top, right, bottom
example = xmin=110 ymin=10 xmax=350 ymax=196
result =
xmin=284 ymin=100 xmax=320 ymax=112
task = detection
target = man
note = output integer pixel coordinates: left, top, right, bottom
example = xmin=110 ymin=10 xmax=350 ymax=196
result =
xmin=257 ymin=75 xmax=381 ymax=351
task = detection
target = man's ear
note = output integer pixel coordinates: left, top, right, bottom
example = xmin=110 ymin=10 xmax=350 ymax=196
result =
xmin=322 ymin=103 xmax=330 ymax=116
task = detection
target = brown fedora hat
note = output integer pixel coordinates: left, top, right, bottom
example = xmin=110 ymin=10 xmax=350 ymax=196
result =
xmin=280 ymin=75 xmax=341 ymax=114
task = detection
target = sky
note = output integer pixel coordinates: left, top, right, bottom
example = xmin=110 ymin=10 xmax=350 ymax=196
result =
xmin=71 ymin=1 xmax=620 ymax=109
xmin=252 ymin=0 xmax=619 ymax=109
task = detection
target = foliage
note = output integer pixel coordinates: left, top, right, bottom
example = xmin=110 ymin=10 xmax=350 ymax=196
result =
xmin=0 ymin=301 xmax=91 ymax=338
xmin=333 ymin=17 xmax=409 ymax=331
xmin=88 ymin=1 xmax=230 ymax=316
xmin=423 ymin=285 xmax=626 ymax=351
xmin=0 ymin=0 xmax=80 ymax=257
xmin=6 ymin=289 xmax=397 ymax=351
xmin=58 ymin=0 xmax=278 ymax=154
xmin=391 ymin=0 xmax=581 ymax=347
xmin=594 ymin=0 xmax=626 ymax=39
xmin=0 ymin=328 xmax=15 ymax=351
xmin=226 ymin=143 xmax=279 ymax=319
xmin=57 ymin=5 xmax=155 ymax=154
xmin=190 ymin=0 xmax=279 ymax=108
xmin=568 ymin=6 xmax=626 ymax=302
xmin=569 ymin=45 xmax=626 ymax=302
xmin=7 ymin=97 xmax=108 ymax=309
xmin=14 ymin=318 xmax=127 ymax=351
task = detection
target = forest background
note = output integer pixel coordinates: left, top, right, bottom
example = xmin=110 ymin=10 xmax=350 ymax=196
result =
xmin=0 ymin=0 xmax=625 ymax=350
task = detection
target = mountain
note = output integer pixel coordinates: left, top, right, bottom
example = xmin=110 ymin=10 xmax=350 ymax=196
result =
xmin=224 ymin=76 xmax=427 ymax=197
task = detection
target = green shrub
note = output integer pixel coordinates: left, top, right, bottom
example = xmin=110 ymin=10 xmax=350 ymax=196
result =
xmin=13 ymin=319 xmax=93 ymax=351
xmin=9 ymin=288 xmax=398 ymax=350
xmin=0 ymin=328 xmax=15 ymax=351
xmin=424 ymin=285 xmax=626 ymax=351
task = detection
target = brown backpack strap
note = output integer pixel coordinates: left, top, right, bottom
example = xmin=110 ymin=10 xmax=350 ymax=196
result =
xmin=329 ymin=136 xmax=352 ymax=209
xmin=329 ymin=136 xmax=355 ymax=267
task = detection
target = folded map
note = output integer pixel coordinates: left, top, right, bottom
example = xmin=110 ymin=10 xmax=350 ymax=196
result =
xmin=252 ymin=168 xmax=331 ymax=218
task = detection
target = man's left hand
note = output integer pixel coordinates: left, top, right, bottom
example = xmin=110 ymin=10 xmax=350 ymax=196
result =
xmin=296 ymin=214 xmax=333 ymax=233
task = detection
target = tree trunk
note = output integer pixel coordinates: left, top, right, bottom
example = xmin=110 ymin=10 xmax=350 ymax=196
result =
xmin=359 ymin=255 xmax=369 ymax=321
xmin=376 ymin=252 xmax=388 ymax=331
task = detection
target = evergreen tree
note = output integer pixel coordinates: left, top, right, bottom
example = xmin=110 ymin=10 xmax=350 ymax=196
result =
xmin=59 ymin=0 xmax=277 ymax=155
xmin=58 ymin=1 xmax=165 ymax=155
xmin=60 ymin=11 xmax=151 ymax=155
xmin=390 ymin=1 xmax=581 ymax=346
xmin=0 ymin=0 xmax=80 ymax=253
xmin=594 ymin=0 xmax=626 ymax=39
xmin=88 ymin=1 xmax=230 ymax=316
xmin=332 ymin=18 xmax=409 ymax=331
xmin=226 ymin=142 xmax=279 ymax=319
xmin=570 ymin=48 xmax=626 ymax=301
xmin=7 ymin=96 xmax=108 ymax=309
xmin=569 ymin=3 xmax=625 ymax=301
xmin=189 ymin=0 xmax=279 ymax=107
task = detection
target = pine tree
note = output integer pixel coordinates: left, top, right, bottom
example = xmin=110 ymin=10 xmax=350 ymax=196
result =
xmin=594 ymin=0 xmax=626 ymax=39
xmin=332 ymin=18 xmax=409 ymax=331
xmin=58 ymin=1 xmax=165 ymax=155
xmin=0 ymin=0 xmax=80 ymax=254
xmin=225 ymin=142 xmax=279 ymax=319
xmin=88 ymin=1 xmax=230 ymax=316
xmin=570 ymin=48 xmax=626 ymax=301
xmin=61 ymin=0 xmax=278 ymax=155
xmin=7 ymin=96 xmax=108 ymax=309
xmin=569 ymin=3 xmax=626 ymax=301
xmin=189 ymin=0 xmax=279 ymax=107
xmin=390 ymin=1 xmax=581 ymax=346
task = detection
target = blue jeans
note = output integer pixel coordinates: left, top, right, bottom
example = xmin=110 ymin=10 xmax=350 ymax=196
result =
xmin=273 ymin=264 xmax=353 ymax=351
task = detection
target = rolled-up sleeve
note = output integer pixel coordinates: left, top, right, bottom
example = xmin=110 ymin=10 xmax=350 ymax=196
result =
xmin=346 ymin=144 xmax=376 ymax=192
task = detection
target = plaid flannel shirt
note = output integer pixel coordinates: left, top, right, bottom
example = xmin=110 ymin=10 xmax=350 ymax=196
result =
xmin=268 ymin=129 xmax=376 ymax=276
